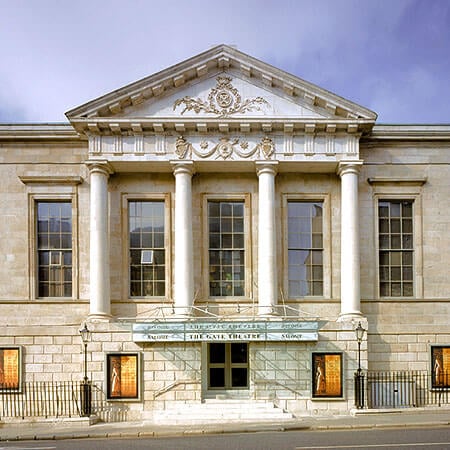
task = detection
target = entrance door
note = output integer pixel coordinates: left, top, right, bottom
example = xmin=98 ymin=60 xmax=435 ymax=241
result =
xmin=208 ymin=343 xmax=248 ymax=389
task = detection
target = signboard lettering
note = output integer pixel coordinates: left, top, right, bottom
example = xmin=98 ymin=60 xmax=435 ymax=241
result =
xmin=132 ymin=321 xmax=318 ymax=342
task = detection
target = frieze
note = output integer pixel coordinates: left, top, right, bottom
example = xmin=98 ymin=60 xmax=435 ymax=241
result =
xmin=175 ymin=135 xmax=275 ymax=160
xmin=173 ymin=76 xmax=269 ymax=118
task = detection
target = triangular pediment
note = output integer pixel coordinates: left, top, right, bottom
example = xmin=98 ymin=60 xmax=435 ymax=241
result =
xmin=66 ymin=45 xmax=377 ymax=134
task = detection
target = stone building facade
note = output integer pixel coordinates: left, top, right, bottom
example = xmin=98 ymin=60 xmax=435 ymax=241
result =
xmin=1 ymin=45 xmax=449 ymax=421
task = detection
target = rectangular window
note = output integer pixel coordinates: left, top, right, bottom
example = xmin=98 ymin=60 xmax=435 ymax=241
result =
xmin=37 ymin=201 xmax=72 ymax=297
xmin=378 ymin=200 xmax=414 ymax=297
xmin=129 ymin=201 xmax=165 ymax=297
xmin=287 ymin=201 xmax=323 ymax=297
xmin=208 ymin=201 xmax=245 ymax=297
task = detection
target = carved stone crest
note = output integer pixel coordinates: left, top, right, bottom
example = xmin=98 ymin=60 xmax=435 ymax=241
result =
xmin=175 ymin=136 xmax=192 ymax=159
xmin=173 ymin=76 xmax=269 ymax=118
xmin=259 ymin=136 xmax=274 ymax=159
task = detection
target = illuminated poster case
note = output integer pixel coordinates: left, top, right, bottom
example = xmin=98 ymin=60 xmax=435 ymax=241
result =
xmin=431 ymin=346 xmax=450 ymax=388
xmin=106 ymin=353 xmax=140 ymax=400
xmin=312 ymin=352 xmax=343 ymax=398
xmin=0 ymin=347 xmax=21 ymax=391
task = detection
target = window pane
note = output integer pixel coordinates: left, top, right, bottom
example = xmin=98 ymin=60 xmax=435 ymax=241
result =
xmin=220 ymin=203 xmax=232 ymax=216
xmin=403 ymin=235 xmax=413 ymax=249
xmin=299 ymin=233 xmax=312 ymax=248
xmin=222 ymin=234 xmax=233 ymax=248
xmin=312 ymin=234 xmax=323 ymax=248
xmin=231 ymin=343 xmax=247 ymax=363
xmin=390 ymin=267 xmax=401 ymax=281
xmin=129 ymin=201 xmax=165 ymax=297
xmin=231 ymin=368 xmax=248 ymax=387
xmin=379 ymin=251 xmax=389 ymax=265
xmin=403 ymin=283 xmax=413 ymax=296
xmin=402 ymin=202 xmax=413 ymax=217
xmin=379 ymin=266 xmax=389 ymax=281
xmin=233 ymin=203 xmax=244 ymax=216
xmin=210 ymin=343 xmax=225 ymax=363
xmin=402 ymin=252 xmax=413 ymax=265
xmin=402 ymin=266 xmax=413 ymax=281
xmin=222 ymin=218 xmax=232 ymax=232
xmin=380 ymin=282 xmax=389 ymax=297
xmin=312 ymin=266 xmax=323 ymax=280
xmin=209 ymin=368 xmax=225 ymax=388
xmin=390 ymin=203 xmax=401 ymax=217
xmin=402 ymin=219 xmax=413 ymax=233
xmin=154 ymin=232 xmax=164 ymax=248
xmin=391 ymin=219 xmax=401 ymax=233
xmin=208 ymin=202 xmax=220 ymax=216
xmin=391 ymin=235 xmax=401 ymax=249
xmin=391 ymin=283 xmax=402 ymax=296
xmin=312 ymin=282 xmax=323 ymax=296
xmin=379 ymin=219 xmax=389 ymax=233
xmin=209 ymin=217 xmax=220 ymax=232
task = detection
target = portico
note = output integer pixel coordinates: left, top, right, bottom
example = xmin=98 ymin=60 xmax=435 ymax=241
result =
xmin=63 ymin=44 xmax=378 ymax=412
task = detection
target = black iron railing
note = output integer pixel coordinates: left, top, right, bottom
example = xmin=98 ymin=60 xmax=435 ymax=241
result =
xmin=354 ymin=371 xmax=450 ymax=409
xmin=0 ymin=381 xmax=105 ymax=419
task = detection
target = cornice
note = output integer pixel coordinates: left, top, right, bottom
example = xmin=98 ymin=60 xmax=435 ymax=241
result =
xmin=367 ymin=177 xmax=427 ymax=186
xmin=0 ymin=123 xmax=80 ymax=140
xmin=19 ymin=175 xmax=83 ymax=185
xmin=367 ymin=124 xmax=450 ymax=140
xmin=72 ymin=117 xmax=374 ymax=135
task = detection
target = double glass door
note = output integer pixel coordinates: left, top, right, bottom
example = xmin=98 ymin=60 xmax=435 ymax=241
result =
xmin=207 ymin=343 xmax=248 ymax=389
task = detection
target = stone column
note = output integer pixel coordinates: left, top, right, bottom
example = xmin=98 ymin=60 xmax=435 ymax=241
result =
xmin=256 ymin=162 xmax=278 ymax=315
xmin=338 ymin=161 xmax=363 ymax=319
xmin=171 ymin=161 xmax=195 ymax=317
xmin=87 ymin=161 xmax=113 ymax=320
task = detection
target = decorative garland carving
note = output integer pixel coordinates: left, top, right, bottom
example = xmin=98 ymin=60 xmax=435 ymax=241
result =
xmin=175 ymin=136 xmax=275 ymax=160
xmin=173 ymin=76 xmax=269 ymax=117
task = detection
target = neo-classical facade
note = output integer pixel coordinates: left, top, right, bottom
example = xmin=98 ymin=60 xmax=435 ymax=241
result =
xmin=1 ymin=45 xmax=449 ymax=421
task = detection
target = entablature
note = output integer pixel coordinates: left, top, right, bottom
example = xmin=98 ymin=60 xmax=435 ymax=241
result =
xmin=86 ymin=130 xmax=361 ymax=174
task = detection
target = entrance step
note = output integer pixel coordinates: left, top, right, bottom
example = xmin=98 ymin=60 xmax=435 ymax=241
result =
xmin=149 ymin=399 xmax=295 ymax=425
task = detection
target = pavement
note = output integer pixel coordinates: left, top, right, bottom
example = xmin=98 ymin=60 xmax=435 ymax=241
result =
xmin=1 ymin=408 xmax=449 ymax=442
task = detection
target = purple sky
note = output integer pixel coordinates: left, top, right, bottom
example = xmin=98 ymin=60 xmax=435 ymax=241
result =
xmin=1 ymin=0 xmax=449 ymax=123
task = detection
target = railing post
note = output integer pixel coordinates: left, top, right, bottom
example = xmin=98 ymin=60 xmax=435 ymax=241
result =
xmin=354 ymin=371 xmax=365 ymax=409
xmin=80 ymin=380 xmax=92 ymax=417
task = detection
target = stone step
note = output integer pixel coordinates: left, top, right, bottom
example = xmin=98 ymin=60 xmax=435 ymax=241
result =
xmin=148 ymin=400 xmax=294 ymax=425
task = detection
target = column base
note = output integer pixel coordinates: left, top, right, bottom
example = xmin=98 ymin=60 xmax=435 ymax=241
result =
xmin=171 ymin=306 xmax=193 ymax=319
xmin=258 ymin=306 xmax=279 ymax=317
xmin=337 ymin=311 xmax=363 ymax=322
xmin=88 ymin=312 xmax=113 ymax=322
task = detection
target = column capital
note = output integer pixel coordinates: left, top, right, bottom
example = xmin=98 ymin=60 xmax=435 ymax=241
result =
xmin=170 ymin=160 xmax=195 ymax=177
xmin=255 ymin=161 xmax=279 ymax=177
xmin=86 ymin=160 xmax=114 ymax=177
xmin=337 ymin=160 xmax=363 ymax=177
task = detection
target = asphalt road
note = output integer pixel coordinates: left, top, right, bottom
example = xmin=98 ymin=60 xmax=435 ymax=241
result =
xmin=1 ymin=426 xmax=450 ymax=450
